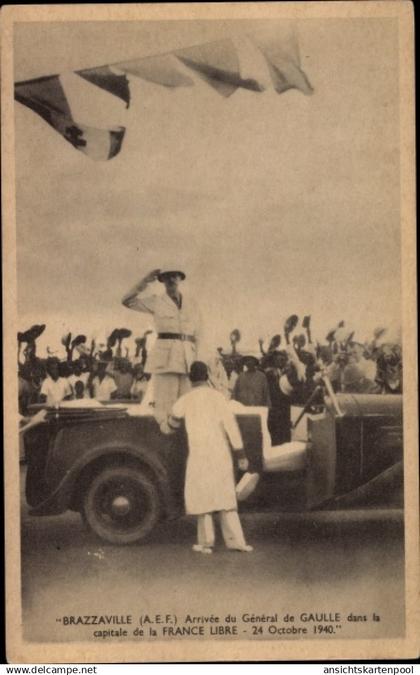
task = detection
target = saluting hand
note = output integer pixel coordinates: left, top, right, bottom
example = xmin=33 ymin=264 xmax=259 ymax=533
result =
xmin=133 ymin=269 xmax=161 ymax=293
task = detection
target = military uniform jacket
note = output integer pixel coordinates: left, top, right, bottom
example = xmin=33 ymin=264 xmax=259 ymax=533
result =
xmin=127 ymin=292 xmax=201 ymax=374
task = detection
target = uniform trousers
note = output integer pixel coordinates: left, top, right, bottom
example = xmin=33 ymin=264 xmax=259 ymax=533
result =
xmin=153 ymin=373 xmax=190 ymax=431
xmin=197 ymin=510 xmax=247 ymax=549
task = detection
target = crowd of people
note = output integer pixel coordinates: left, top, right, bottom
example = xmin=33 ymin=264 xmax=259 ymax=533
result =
xmin=17 ymin=315 xmax=403 ymax=421
xmin=219 ymin=318 xmax=403 ymax=400
xmin=17 ymin=313 xmax=403 ymax=555
xmin=17 ymin=326 xmax=151 ymax=415
xmin=210 ymin=318 xmax=402 ymax=445
xmin=16 ymin=263 xmax=404 ymax=557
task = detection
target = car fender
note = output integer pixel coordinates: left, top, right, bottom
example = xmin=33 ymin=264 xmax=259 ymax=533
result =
xmin=317 ymin=460 xmax=403 ymax=510
xmin=30 ymin=442 xmax=173 ymax=517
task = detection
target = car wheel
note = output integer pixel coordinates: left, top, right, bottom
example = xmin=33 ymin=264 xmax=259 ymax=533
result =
xmin=82 ymin=465 xmax=161 ymax=545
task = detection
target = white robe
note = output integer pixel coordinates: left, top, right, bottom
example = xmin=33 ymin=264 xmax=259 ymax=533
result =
xmin=172 ymin=386 xmax=243 ymax=515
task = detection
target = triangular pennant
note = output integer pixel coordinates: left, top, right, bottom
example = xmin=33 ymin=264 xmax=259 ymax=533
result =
xmin=116 ymin=54 xmax=194 ymax=88
xmin=15 ymin=75 xmax=72 ymax=121
xmin=265 ymin=59 xmax=313 ymax=95
xmin=175 ymin=39 xmax=263 ymax=97
xmin=251 ymin=32 xmax=313 ymax=96
xmin=77 ymin=65 xmax=131 ymax=107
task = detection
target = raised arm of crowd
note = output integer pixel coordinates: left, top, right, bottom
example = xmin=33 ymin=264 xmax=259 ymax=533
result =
xmin=17 ymin=326 xmax=152 ymax=414
xmin=17 ymin=316 xmax=402 ymax=417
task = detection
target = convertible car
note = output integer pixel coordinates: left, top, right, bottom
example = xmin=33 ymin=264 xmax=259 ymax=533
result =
xmin=22 ymin=377 xmax=403 ymax=545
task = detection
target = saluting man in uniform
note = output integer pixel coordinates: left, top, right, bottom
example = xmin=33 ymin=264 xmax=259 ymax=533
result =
xmin=122 ymin=266 xmax=201 ymax=430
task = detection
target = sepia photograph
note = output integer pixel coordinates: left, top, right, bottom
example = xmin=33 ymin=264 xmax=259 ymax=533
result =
xmin=2 ymin=2 xmax=418 ymax=664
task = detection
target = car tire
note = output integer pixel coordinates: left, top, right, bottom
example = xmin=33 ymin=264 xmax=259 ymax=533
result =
xmin=82 ymin=464 xmax=161 ymax=545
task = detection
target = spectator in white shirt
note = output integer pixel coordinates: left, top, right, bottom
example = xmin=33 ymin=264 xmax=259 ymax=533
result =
xmin=91 ymin=361 xmax=117 ymax=401
xmin=39 ymin=358 xmax=72 ymax=407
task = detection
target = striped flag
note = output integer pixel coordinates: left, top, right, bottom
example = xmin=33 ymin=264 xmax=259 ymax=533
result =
xmin=48 ymin=113 xmax=126 ymax=161
xmin=15 ymin=76 xmax=126 ymax=161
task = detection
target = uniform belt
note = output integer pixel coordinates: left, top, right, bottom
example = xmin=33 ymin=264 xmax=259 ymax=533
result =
xmin=158 ymin=332 xmax=196 ymax=343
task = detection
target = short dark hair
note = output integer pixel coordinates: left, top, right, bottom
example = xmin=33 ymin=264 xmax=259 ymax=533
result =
xmin=243 ymin=355 xmax=259 ymax=367
xmin=189 ymin=361 xmax=208 ymax=383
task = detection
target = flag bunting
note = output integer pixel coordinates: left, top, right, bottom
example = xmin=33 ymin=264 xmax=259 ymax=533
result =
xmin=15 ymin=33 xmax=313 ymax=160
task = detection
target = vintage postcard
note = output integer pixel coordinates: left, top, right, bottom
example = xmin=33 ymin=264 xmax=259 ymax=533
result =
xmin=2 ymin=1 xmax=418 ymax=664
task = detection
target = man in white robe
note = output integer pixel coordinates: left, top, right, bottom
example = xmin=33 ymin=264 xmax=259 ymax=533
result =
xmin=167 ymin=361 xmax=253 ymax=554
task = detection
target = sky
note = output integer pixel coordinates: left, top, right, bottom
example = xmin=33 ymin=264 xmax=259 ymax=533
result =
xmin=14 ymin=18 xmax=401 ymax=358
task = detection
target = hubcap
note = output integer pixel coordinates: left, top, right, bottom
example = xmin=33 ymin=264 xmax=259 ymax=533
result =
xmin=111 ymin=495 xmax=131 ymax=516
xmin=93 ymin=475 xmax=152 ymax=534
